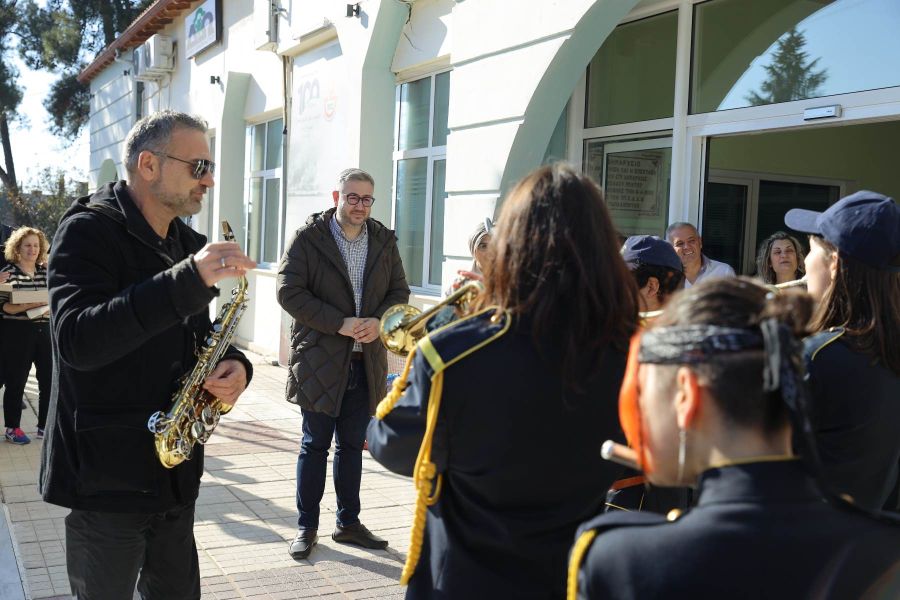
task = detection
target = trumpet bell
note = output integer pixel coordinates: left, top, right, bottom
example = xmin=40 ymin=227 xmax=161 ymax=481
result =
xmin=380 ymin=304 xmax=423 ymax=355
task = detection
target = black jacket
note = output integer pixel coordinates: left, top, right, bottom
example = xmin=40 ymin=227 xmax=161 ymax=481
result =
xmin=40 ymin=181 xmax=252 ymax=513
xmin=276 ymin=208 xmax=409 ymax=417
xmin=368 ymin=311 xmax=628 ymax=599
xmin=804 ymin=329 xmax=900 ymax=512
xmin=576 ymin=460 xmax=900 ymax=599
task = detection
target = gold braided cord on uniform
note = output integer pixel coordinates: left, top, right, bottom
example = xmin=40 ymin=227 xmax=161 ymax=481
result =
xmin=373 ymin=309 xmax=511 ymax=585
xmin=400 ymin=368 xmax=445 ymax=584
xmin=371 ymin=342 xmax=445 ymax=585
xmin=374 ymin=348 xmax=417 ymax=420
xmin=567 ymin=529 xmax=598 ymax=600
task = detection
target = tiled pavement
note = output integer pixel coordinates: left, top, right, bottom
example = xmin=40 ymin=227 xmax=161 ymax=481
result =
xmin=0 ymin=353 xmax=414 ymax=599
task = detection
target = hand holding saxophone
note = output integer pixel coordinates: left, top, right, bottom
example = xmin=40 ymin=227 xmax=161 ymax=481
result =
xmin=203 ymin=359 xmax=249 ymax=406
xmin=194 ymin=241 xmax=256 ymax=287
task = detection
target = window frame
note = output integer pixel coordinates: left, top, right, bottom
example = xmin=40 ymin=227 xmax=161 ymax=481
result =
xmin=391 ymin=69 xmax=450 ymax=294
xmin=244 ymin=116 xmax=285 ymax=268
xmin=570 ymin=0 xmax=900 ymax=235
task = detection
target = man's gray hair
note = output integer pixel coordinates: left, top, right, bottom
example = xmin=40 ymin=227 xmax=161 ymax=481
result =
xmin=123 ymin=110 xmax=208 ymax=174
xmin=337 ymin=168 xmax=375 ymax=189
xmin=665 ymin=221 xmax=698 ymax=242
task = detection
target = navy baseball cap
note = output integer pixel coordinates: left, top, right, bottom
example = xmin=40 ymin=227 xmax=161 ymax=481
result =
xmin=784 ymin=191 xmax=900 ymax=271
xmin=621 ymin=235 xmax=683 ymax=272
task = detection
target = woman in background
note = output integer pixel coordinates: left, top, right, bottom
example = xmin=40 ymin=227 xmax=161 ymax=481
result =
xmin=755 ymin=231 xmax=804 ymax=285
xmin=0 ymin=226 xmax=52 ymax=444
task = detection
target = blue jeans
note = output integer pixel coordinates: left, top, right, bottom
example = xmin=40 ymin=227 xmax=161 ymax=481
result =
xmin=296 ymin=359 xmax=370 ymax=529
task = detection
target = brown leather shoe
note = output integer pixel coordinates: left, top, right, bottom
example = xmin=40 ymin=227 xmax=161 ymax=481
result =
xmin=331 ymin=522 xmax=388 ymax=549
xmin=289 ymin=528 xmax=318 ymax=559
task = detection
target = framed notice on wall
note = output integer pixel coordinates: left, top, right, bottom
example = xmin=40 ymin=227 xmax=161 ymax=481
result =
xmin=584 ymin=137 xmax=672 ymax=238
xmin=605 ymin=153 xmax=664 ymax=217
xmin=184 ymin=0 xmax=222 ymax=59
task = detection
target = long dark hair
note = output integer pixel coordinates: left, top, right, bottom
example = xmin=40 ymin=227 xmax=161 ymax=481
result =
xmin=809 ymin=237 xmax=900 ymax=376
xmin=479 ymin=164 xmax=639 ymax=389
xmin=755 ymin=231 xmax=805 ymax=284
xmin=655 ymin=277 xmax=813 ymax=434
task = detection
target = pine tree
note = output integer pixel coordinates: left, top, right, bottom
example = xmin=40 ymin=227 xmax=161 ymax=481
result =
xmin=746 ymin=28 xmax=828 ymax=106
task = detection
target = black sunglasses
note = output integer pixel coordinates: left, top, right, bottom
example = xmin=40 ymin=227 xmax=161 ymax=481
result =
xmin=153 ymin=152 xmax=216 ymax=179
xmin=344 ymin=193 xmax=375 ymax=207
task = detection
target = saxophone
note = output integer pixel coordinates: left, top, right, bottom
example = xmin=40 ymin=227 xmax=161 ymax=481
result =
xmin=147 ymin=221 xmax=249 ymax=469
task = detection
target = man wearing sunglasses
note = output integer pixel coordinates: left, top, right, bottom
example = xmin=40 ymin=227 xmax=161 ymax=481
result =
xmin=41 ymin=110 xmax=256 ymax=599
xmin=277 ymin=168 xmax=409 ymax=560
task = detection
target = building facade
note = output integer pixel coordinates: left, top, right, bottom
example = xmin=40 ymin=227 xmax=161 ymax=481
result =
xmin=81 ymin=0 xmax=900 ymax=361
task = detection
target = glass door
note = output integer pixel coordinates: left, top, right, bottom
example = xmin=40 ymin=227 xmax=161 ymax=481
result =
xmin=703 ymin=175 xmax=753 ymax=274
xmin=705 ymin=170 xmax=842 ymax=275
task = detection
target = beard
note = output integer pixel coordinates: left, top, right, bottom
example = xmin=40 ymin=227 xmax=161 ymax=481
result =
xmin=153 ymin=181 xmax=204 ymax=217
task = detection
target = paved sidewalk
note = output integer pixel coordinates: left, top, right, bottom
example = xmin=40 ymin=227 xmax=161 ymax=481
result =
xmin=0 ymin=354 xmax=414 ymax=599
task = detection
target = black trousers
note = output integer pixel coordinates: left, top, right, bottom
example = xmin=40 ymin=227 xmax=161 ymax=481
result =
xmin=65 ymin=504 xmax=200 ymax=600
xmin=0 ymin=319 xmax=51 ymax=429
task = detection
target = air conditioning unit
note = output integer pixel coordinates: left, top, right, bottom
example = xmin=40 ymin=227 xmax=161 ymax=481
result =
xmin=133 ymin=35 xmax=175 ymax=81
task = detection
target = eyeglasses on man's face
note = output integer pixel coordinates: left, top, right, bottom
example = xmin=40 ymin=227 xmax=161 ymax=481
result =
xmin=343 ymin=193 xmax=375 ymax=207
xmin=152 ymin=152 xmax=216 ymax=179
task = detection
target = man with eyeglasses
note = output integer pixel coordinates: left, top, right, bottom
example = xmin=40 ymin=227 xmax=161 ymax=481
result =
xmin=41 ymin=110 xmax=256 ymax=599
xmin=277 ymin=167 xmax=409 ymax=560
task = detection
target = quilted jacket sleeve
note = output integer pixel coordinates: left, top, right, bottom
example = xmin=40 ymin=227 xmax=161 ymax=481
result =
xmin=276 ymin=228 xmax=347 ymax=335
xmin=371 ymin=240 xmax=410 ymax=321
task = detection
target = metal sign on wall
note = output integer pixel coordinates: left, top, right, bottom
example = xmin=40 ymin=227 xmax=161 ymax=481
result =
xmin=184 ymin=0 xmax=222 ymax=58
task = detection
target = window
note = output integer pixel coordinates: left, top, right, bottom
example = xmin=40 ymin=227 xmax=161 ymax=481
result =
xmin=246 ymin=118 xmax=283 ymax=265
xmin=393 ymin=71 xmax=449 ymax=289
xmin=691 ymin=0 xmax=900 ymax=113
xmin=585 ymin=11 xmax=677 ymax=128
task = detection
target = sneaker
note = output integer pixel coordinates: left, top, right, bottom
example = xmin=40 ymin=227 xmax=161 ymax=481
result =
xmin=5 ymin=428 xmax=30 ymax=445
xmin=36 ymin=428 xmax=44 ymax=440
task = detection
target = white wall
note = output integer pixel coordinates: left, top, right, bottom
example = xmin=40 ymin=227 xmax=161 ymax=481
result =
xmin=84 ymin=0 xmax=637 ymax=359
xmin=87 ymin=67 xmax=135 ymax=185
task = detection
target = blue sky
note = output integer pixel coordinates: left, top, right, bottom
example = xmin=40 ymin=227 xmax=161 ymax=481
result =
xmin=718 ymin=0 xmax=900 ymax=109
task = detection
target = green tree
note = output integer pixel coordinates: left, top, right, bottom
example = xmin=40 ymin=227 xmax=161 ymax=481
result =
xmin=8 ymin=166 xmax=85 ymax=240
xmin=18 ymin=0 xmax=153 ymax=140
xmin=0 ymin=0 xmax=23 ymax=197
xmin=746 ymin=28 xmax=828 ymax=106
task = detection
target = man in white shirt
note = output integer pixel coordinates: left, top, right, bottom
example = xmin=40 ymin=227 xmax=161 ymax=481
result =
xmin=665 ymin=222 xmax=735 ymax=288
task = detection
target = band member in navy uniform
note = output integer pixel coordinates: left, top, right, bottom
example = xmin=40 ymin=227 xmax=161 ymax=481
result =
xmin=785 ymin=191 xmax=900 ymax=512
xmin=621 ymin=234 xmax=684 ymax=322
xmin=605 ymin=235 xmax=688 ymax=513
xmin=368 ymin=164 xmax=639 ymax=598
xmin=570 ymin=277 xmax=900 ymax=600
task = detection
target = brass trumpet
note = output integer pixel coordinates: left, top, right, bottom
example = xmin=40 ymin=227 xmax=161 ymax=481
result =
xmin=379 ymin=281 xmax=482 ymax=355
xmin=768 ymin=277 xmax=808 ymax=293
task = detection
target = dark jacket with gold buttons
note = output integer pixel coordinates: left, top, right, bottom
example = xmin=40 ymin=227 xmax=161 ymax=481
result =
xmin=574 ymin=460 xmax=900 ymax=599
xmin=369 ymin=310 xmax=628 ymax=599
